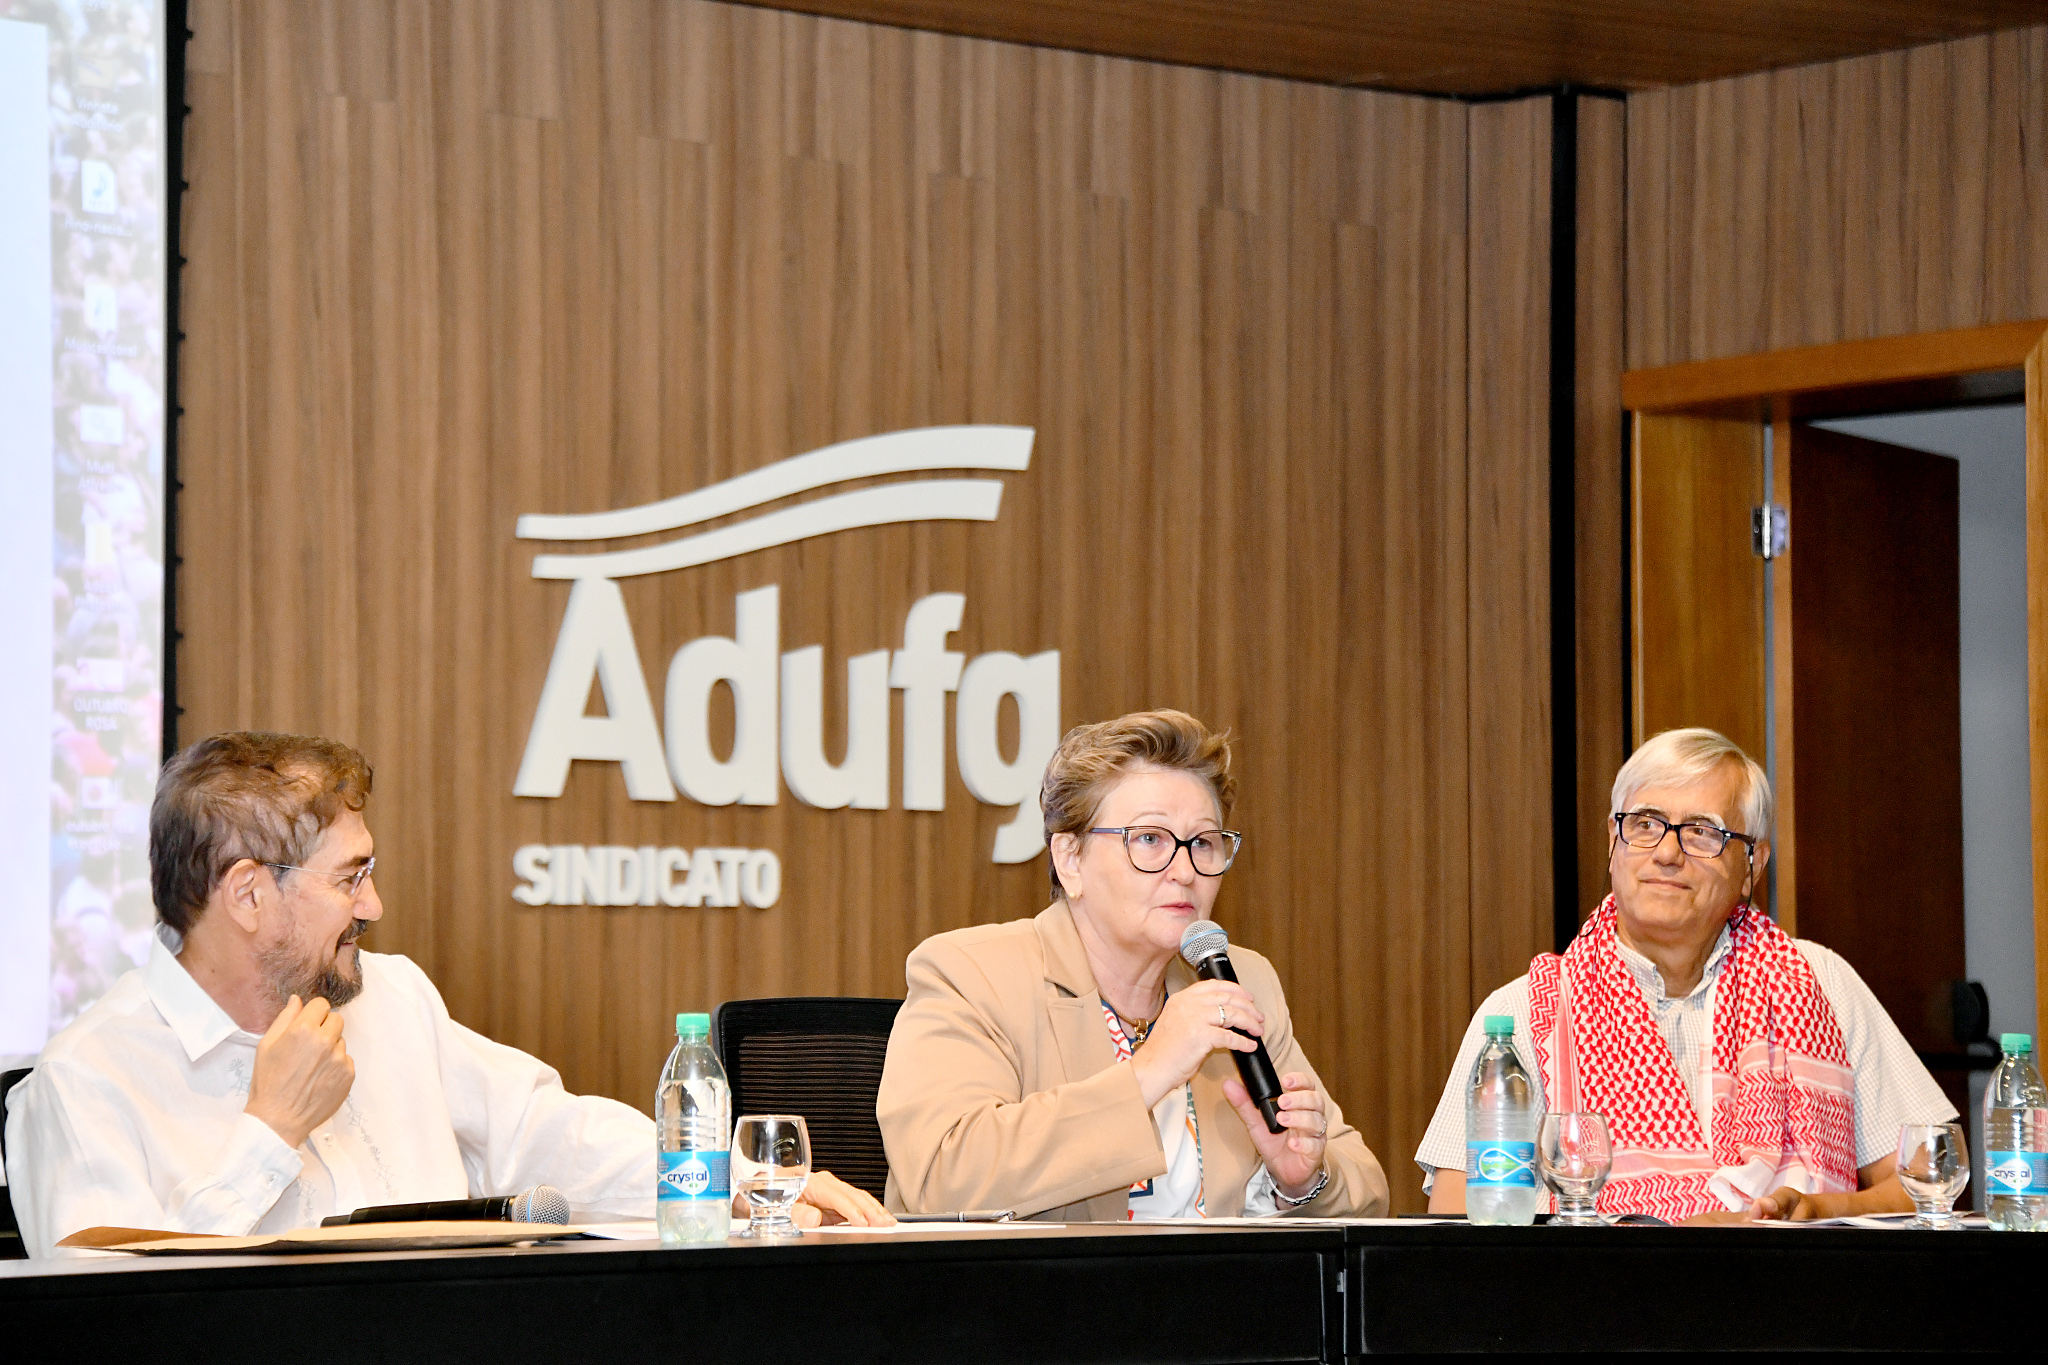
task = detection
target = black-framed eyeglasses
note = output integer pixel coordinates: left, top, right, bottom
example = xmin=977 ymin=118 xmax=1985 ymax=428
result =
xmin=1087 ymin=827 xmax=1242 ymax=876
xmin=1613 ymin=812 xmax=1754 ymax=860
xmin=267 ymin=855 xmax=376 ymax=896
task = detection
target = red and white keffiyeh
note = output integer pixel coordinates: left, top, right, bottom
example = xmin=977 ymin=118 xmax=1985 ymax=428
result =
xmin=1528 ymin=895 xmax=1857 ymax=1222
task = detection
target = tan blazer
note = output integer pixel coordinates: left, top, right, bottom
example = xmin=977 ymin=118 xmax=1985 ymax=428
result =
xmin=879 ymin=900 xmax=1389 ymax=1221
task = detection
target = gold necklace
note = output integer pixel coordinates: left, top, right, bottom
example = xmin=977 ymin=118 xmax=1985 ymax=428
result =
xmin=1106 ymin=989 xmax=1167 ymax=1048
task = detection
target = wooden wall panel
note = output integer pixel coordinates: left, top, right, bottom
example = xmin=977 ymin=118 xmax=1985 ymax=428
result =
xmin=1464 ymin=99 xmax=1552 ymax=999
xmin=1573 ymin=96 xmax=1629 ymax=921
xmin=176 ymin=0 xmax=1528 ymax=1212
xmin=1628 ymin=24 xmax=2048 ymax=368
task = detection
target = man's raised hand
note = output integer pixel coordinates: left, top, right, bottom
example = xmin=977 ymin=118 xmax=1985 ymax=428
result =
xmin=245 ymin=994 xmax=355 ymax=1149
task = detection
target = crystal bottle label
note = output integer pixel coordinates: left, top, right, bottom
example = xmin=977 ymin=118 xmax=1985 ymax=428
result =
xmin=1986 ymin=1150 xmax=2047 ymax=1196
xmin=657 ymin=1149 xmax=731 ymax=1202
xmin=1467 ymin=1140 xmax=1536 ymax=1188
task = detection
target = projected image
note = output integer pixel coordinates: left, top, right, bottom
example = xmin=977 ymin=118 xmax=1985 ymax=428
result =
xmin=0 ymin=0 xmax=166 ymax=1067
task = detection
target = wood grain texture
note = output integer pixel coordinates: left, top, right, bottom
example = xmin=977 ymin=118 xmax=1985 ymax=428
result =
xmin=1464 ymin=99 xmax=1551 ymax=1005
xmin=1629 ymin=413 xmax=1766 ymax=757
xmin=1622 ymin=320 xmax=2048 ymax=412
xmin=1625 ymin=22 xmax=2048 ymax=1041
xmin=1627 ymin=25 xmax=2048 ymax=370
xmin=1573 ymin=95 xmax=1627 ymax=923
xmin=1786 ymin=425 xmax=1964 ymax=1050
xmin=738 ymin=1 xmax=2048 ymax=96
xmin=175 ymin=0 xmax=1519 ymax=1212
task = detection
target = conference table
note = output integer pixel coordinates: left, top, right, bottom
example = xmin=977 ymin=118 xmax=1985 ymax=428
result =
xmin=2 ymin=1217 xmax=2037 ymax=1358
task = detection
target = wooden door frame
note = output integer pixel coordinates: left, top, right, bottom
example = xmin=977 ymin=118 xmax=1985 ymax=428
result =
xmin=1621 ymin=319 xmax=2048 ymax=1046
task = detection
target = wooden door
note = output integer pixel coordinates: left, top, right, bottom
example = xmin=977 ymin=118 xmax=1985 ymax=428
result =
xmin=1631 ymin=413 xmax=1767 ymax=756
xmin=1784 ymin=424 xmax=1965 ymax=1053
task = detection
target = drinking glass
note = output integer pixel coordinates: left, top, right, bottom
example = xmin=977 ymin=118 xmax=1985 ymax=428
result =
xmin=1538 ymin=1112 xmax=1613 ymax=1226
xmin=1895 ymin=1121 xmax=1969 ymax=1229
xmin=730 ymin=1114 xmax=811 ymax=1238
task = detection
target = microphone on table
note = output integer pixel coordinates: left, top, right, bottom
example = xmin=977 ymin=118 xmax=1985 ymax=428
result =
xmin=1179 ymin=920 xmax=1286 ymax=1134
xmin=319 ymin=1185 xmax=571 ymax=1227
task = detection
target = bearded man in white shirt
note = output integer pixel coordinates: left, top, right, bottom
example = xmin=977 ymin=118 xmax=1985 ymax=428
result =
xmin=1415 ymin=727 xmax=1956 ymax=1224
xmin=5 ymin=732 xmax=889 ymax=1256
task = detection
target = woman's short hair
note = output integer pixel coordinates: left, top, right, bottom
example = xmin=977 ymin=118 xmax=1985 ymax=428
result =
xmin=1611 ymin=727 xmax=1772 ymax=837
xmin=1039 ymin=710 xmax=1236 ymax=898
xmin=150 ymin=732 xmax=374 ymax=934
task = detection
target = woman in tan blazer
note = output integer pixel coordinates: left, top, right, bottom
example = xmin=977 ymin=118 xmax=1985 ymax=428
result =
xmin=878 ymin=710 xmax=1388 ymax=1221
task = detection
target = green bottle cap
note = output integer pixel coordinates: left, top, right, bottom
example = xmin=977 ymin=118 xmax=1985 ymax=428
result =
xmin=677 ymin=1012 xmax=710 ymax=1037
xmin=2001 ymin=1032 xmax=2033 ymax=1054
xmin=1483 ymin=1015 xmax=1515 ymax=1036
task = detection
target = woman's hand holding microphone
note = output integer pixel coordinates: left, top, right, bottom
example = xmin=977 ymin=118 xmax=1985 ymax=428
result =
xmin=1128 ymin=978 xmax=1263 ymax=1107
xmin=1126 ymin=978 xmax=1329 ymax=1202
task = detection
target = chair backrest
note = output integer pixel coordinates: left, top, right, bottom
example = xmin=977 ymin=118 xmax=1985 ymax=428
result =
xmin=1 ymin=1067 xmax=30 ymax=1255
xmin=0 ymin=1067 xmax=29 ymax=1166
xmin=711 ymin=998 xmax=902 ymax=1201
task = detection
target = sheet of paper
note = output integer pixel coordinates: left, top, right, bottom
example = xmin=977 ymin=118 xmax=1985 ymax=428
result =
xmin=60 ymin=1220 xmax=574 ymax=1255
xmin=1125 ymin=1214 xmax=1362 ymax=1227
xmin=575 ymin=1216 xmax=752 ymax=1239
xmin=808 ymin=1220 xmax=1038 ymax=1234
xmin=1749 ymin=1211 xmax=1986 ymax=1229
xmin=573 ymin=1221 xmax=662 ymax=1240
xmin=576 ymin=1218 xmax=1037 ymax=1238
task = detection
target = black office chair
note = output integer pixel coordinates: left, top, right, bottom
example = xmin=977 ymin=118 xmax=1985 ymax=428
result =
xmin=711 ymin=998 xmax=902 ymax=1202
xmin=1 ymin=1066 xmax=31 ymax=1258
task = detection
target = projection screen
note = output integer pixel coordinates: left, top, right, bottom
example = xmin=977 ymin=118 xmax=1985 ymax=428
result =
xmin=0 ymin=0 xmax=169 ymax=1071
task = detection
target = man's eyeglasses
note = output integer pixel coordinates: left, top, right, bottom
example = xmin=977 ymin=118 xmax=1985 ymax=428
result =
xmin=1613 ymin=812 xmax=1754 ymax=860
xmin=1087 ymin=827 xmax=1242 ymax=876
xmin=267 ymin=855 xmax=376 ymax=896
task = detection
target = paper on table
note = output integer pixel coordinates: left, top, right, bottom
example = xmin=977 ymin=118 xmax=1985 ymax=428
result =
xmin=1748 ymin=1211 xmax=1986 ymax=1229
xmin=808 ymin=1220 xmax=1041 ymax=1234
xmin=576 ymin=1215 xmax=750 ymax=1239
xmin=1126 ymin=1215 xmax=1363 ymax=1227
xmin=574 ymin=1221 xmax=663 ymax=1240
xmin=58 ymin=1220 xmax=574 ymax=1255
xmin=575 ymin=1217 xmax=1030 ymax=1238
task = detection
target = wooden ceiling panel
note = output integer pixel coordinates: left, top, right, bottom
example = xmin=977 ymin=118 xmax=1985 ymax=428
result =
xmin=741 ymin=1 xmax=2048 ymax=93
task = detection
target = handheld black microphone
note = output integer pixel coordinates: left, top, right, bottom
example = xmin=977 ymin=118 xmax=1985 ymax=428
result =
xmin=319 ymin=1185 xmax=570 ymax=1227
xmin=1179 ymin=921 xmax=1285 ymax=1134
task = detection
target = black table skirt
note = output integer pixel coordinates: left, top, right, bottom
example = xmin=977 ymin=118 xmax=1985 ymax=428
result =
xmin=4 ymin=1219 xmax=2040 ymax=1359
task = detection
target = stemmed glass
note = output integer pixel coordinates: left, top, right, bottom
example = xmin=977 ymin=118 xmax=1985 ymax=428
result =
xmin=730 ymin=1114 xmax=812 ymax=1238
xmin=1538 ymin=1112 xmax=1613 ymax=1226
xmin=1895 ymin=1121 xmax=1970 ymax=1229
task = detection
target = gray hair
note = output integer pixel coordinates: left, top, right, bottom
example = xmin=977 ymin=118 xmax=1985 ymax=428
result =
xmin=150 ymin=732 xmax=374 ymax=933
xmin=1611 ymin=727 xmax=1772 ymax=837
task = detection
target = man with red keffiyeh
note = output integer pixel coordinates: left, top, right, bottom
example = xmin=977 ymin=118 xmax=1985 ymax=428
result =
xmin=1414 ymin=728 xmax=1955 ymax=1224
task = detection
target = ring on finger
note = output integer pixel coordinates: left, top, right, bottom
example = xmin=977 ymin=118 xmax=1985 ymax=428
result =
xmin=1217 ymin=1003 xmax=1229 ymax=1027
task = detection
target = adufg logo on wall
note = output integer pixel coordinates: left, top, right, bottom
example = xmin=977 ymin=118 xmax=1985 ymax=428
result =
xmin=511 ymin=427 xmax=1059 ymax=872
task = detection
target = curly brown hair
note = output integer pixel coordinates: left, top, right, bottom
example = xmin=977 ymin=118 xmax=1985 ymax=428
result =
xmin=150 ymin=732 xmax=373 ymax=933
xmin=1039 ymin=709 xmax=1236 ymax=899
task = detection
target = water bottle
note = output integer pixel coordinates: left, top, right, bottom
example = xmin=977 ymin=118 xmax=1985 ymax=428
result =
xmin=1465 ymin=1014 xmax=1539 ymax=1225
xmin=656 ymin=1012 xmax=732 ymax=1245
xmin=1984 ymin=1032 xmax=2048 ymax=1231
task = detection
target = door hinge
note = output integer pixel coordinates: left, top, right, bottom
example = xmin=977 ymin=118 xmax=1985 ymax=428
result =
xmin=1752 ymin=503 xmax=1788 ymax=560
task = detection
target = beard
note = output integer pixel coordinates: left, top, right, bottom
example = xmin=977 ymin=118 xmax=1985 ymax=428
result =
xmin=259 ymin=918 xmax=370 ymax=1009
